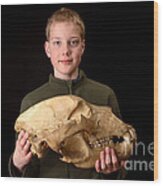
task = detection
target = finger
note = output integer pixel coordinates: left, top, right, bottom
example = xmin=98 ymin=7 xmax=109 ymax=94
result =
xmin=18 ymin=130 xmax=25 ymax=141
xmin=111 ymin=148 xmax=119 ymax=170
xmin=23 ymin=140 xmax=31 ymax=154
xmin=23 ymin=132 xmax=29 ymax=140
xmin=121 ymin=160 xmax=126 ymax=167
xmin=95 ymin=160 xmax=101 ymax=173
xmin=105 ymin=147 xmax=111 ymax=167
xmin=19 ymin=132 xmax=29 ymax=147
xmin=16 ymin=134 xmax=25 ymax=151
xmin=100 ymin=151 xmax=106 ymax=170
xmin=24 ymin=151 xmax=32 ymax=161
xmin=16 ymin=131 xmax=24 ymax=151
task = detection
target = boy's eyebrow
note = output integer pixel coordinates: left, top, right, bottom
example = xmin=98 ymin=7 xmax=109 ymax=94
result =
xmin=70 ymin=36 xmax=80 ymax=39
xmin=51 ymin=37 xmax=61 ymax=40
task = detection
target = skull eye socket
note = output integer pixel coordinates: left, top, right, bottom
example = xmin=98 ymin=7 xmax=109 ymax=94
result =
xmin=40 ymin=141 xmax=47 ymax=146
xmin=111 ymin=136 xmax=124 ymax=143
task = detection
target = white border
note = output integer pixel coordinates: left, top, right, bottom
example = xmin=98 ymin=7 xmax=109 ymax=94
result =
xmin=0 ymin=0 xmax=157 ymax=5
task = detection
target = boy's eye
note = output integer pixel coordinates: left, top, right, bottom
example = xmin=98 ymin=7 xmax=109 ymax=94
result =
xmin=53 ymin=41 xmax=61 ymax=47
xmin=69 ymin=40 xmax=80 ymax=47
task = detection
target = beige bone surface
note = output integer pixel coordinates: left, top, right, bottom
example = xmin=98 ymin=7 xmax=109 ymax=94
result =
xmin=14 ymin=95 xmax=137 ymax=168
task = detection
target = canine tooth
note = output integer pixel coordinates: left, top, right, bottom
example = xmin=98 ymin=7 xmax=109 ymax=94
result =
xmin=129 ymin=128 xmax=136 ymax=140
xmin=123 ymin=134 xmax=130 ymax=143
xmin=124 ymin=141 xmax=128 ymax=156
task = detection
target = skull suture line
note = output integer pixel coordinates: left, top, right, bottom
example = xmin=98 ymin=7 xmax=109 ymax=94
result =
xmin=14 ymin=95 xmax=137 ymax=168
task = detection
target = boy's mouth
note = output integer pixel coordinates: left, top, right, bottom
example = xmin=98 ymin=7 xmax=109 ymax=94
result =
xmin=58 ymin=59 xmax=73 ymax=64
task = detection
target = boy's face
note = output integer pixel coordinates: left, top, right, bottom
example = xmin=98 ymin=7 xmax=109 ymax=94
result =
xmin=45 ymin=22 xmax=85 ymax=79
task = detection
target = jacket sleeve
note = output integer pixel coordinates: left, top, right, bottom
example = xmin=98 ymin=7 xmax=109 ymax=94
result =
xmin=8 ymin=154 xmax=40 ymax=177
xmin=20 ymin=95 xmax=33 ymax=113
xmin=8 ymin=154 xmax=23 ymax=177
xmin=100 ymin=167 xmax=127 ymax=180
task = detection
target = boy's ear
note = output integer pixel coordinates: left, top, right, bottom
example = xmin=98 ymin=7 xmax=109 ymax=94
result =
xmin=44 ymin=41 xmax=51 ymax=58
xmin=81 ymin=39 xmax=85 ymax=54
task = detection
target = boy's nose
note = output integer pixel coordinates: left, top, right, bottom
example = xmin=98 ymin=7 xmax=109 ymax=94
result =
xmin=62 ymin=43 xmax=71 ymax=56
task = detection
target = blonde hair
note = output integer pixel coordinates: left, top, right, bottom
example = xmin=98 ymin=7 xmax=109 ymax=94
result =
xmin=45 ymin=7 xmax=85 ymax=41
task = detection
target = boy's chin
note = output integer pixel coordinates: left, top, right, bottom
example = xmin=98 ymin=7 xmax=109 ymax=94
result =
xmin=55 ymin=68 xmax=78 ymax=79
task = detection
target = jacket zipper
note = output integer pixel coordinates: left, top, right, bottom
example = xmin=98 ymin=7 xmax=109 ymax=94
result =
xmin=67 ymin=81 xmax=73 ymax=94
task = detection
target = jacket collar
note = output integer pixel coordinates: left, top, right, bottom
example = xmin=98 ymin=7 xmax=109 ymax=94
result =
xmin=49 ymin=69 xmax=87 ymax=87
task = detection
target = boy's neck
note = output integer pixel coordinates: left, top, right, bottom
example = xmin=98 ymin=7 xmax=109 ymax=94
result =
xmin=54 ymin=68 xmax=79 ymax=80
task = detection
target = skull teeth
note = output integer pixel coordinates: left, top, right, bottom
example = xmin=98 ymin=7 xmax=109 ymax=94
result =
xmin=89 ymin=136 xmax=125 ymax=149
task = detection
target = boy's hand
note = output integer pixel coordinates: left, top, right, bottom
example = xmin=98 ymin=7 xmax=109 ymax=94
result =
xmin=95 ymin=147 xmax=125 ymax=174
xmin=13 ymin=130 xmax=32 ymax=172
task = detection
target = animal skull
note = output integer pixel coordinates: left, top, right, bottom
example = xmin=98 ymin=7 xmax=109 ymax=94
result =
xmin=14 ymin=95 xmax=137 ymax=168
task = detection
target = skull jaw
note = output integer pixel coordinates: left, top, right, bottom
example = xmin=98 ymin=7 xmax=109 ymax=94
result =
xmin=57 ymin=132 xmax=136 ymax=169
xmin=58 ymin=128 xmax=136 ymax=169
xmin=72 ymin=141 xmax=135 ymax=169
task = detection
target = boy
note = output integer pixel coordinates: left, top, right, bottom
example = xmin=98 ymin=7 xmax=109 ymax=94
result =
xmin=9 ymin=7 xmax=125 ymax=179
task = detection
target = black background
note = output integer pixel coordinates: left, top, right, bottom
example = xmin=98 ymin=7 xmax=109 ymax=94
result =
xmin=1 ymin=1 xmax=154 ymax=180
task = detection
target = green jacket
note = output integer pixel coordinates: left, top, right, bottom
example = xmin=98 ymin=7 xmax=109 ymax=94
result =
xmin=9 ymin=70 xmax=124 ymax=179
